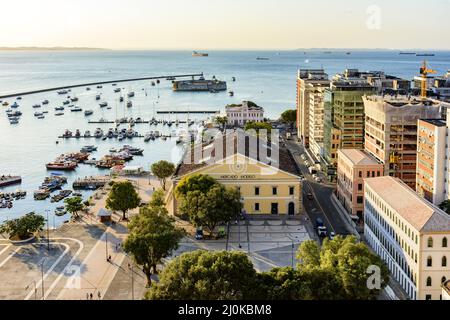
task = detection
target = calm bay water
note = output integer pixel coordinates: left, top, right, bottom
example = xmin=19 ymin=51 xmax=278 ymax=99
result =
xmin=1 ymin=49 xmax=450 ymax=226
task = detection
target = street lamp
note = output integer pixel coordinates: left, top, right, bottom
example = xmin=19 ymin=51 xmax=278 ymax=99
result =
xmin=45 ymin=210 xmax=50 ymax=251
xmin=25 ymin=280 xmax=37 ymax=300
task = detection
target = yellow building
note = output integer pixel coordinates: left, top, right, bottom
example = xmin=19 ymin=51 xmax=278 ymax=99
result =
xmin=167 ymin=133 xmax=302 ymax=216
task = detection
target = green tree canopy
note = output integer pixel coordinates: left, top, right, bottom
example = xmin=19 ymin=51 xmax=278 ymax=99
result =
xmin=123 ymin=204 xmax=185 ymax=286
xmin=244 ymin=121 xmax=272 ymax=133
xmin=64 ymin=196 xmax=84 ymax=219
xmin=280 ymin=109 xmax=297 ymax=128
xmin=146 ymin=250 xmax=258 ymax=300
xmin=296 ymin=236 xmax=389 ymax=300
xmin=106 ymin=181 xmax=141 ymax=220
xmin=0 ymin=212 xmax=45 ymax=240
xmin=151 ymin=160 xmax=175 ymax=191
xmin=439 ymin=200 xmax=450 ymax=215
xmin=148 ymin=189 xmax=166 ymax=208
xmin=214 ymin=115 xmax=228 ymax=131
xmin=175 ymin=175 xmax=242 ymax=235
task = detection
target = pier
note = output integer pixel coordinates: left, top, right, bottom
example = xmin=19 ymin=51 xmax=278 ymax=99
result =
xmin=72 ymin=176 xmax=111 ymax=190
xmin=0 ymin=73 xmax=204 ymax=99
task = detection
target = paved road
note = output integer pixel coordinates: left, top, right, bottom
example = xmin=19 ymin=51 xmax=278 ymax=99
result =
xmin=285 ymin=140 xmax=351 ymax=236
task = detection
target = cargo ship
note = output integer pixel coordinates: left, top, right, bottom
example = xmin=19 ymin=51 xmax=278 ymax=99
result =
xmin=0 ymin=175 xmax=22 ymax=188
xmin=192 ymin=51 xmax=209 ymax=57
xmin=172 ymin=76 xmax=227 ymax=92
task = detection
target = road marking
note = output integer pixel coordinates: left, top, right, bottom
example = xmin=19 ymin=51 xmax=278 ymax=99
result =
xmin=0 ymin=244 xmax=11 ymax=258
xmin=24 ymin=242 xmax=70 ymax=300
xmin=43 ymin=238 xmax=84 ymax=300
xmin=0 ymin=246 xmax=21 ymax=269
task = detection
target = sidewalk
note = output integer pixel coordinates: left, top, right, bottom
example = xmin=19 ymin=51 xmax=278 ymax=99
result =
xmin=56 ymin=224 xmax=128 ymax=300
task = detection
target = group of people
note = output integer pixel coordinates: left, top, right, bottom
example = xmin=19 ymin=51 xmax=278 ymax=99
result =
xmin=86 ymin=291 xmax=101 ymax=300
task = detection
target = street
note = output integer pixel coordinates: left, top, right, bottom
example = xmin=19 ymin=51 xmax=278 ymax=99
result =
xmin=285 ymin=140 xmax=352 ymax=236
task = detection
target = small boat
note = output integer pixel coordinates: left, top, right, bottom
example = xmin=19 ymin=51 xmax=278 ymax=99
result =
xmin=11 ymin=102 xmax=19 ymax=108
xmin=256 ymin=57 xmax=270 ymax=60
xmin=63 ymin=100 xmax=70 ymax=105
xmin=37 ymin=115 xmax=45 ymax=119
xmin=86 ymin=87 xmax=91 ymax=91
xmin=32 ymin=104 xmax=41 ymax=109
xmin=119 ymin=96 xmax=124 ymax=102
xmin=55 ymin=106 xmax=65 ymax=111
xmin=81 ymin=145 xmax=97 ymax=153
xmin=232 ymin=77 xmax=236 ymax=82
xmin=166 ymin=76 xmax=176 ymax=81
xmin=55 ymin=112 xmax=64 ymax=116
xmin=97 ymin=85 xmax=103 ymax=89
xmin=34 ymin=112 xmax=44 ymax=117
xmin=57 ymin=90 xmax=68 ymax=95
xmin=84 ymin=110 xmax=94 ymax=116
xmin=42 ymin=100 xmax=49 ymax=105
xmin=229 ymin=90 xmax=234 ymax=97
xmin=17 ymin=97 xmax=22 ymax=100
xmin=192 ymin=51 xmax=209 ymax=57
xmin=127 ymin=92 xmax=135 ymax=98
xmin=95 ymin=94 xmax=101 ymax=100
xmin=127 ymin=101 xmax=132 ymax=108
xmin=151 ymin=81 xmax=156 ymax=86
xmin=114 ymin=88 xmax=121 ymax=93
xmin=109 ymin=148 xmax=117 ymax=153
xmin=83 ymin=131 xmax=91 ymax=138
xmin=70 ymin=96 xmax=79 ymax=102
xmin=71 ymin=107 xmax=83 ymax=112
xmin=46 ymin=162 xmax=77 ymax=171
xmin=416 ymin=53 xmax=435 ymax=57
xmin=99 ymin=102 xmax=108 ymax=108
xmin=9 ymin=118 xmax=19 ymax=124
xmin=2 ymin=102 xmax=8 ymax=106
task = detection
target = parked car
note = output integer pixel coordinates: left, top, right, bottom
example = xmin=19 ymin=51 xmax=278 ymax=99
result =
xmin=329 ymin=231 xmax=336 ymax=240
xmin=195 ymin=228 xmax=204 ymax=240
xmin=315 ymin=218 xmax=328 ymax=237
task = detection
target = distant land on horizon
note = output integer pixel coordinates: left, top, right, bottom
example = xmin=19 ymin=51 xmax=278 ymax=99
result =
xmin=0 ymin=46 xmax=108 ymax=51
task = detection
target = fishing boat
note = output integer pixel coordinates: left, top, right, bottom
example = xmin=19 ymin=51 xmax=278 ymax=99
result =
xmin=192 ymin=51 xmax=209 ymax=57
xmin=45 ymin=162 xmax=77 ymax=171
xmin=0 ymin=175 xmax=22 ymax=188
xmin=84 ymin=110 xmax=94 ymax=116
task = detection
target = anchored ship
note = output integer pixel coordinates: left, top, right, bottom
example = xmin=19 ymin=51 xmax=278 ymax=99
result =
xmin=192 ymin=51 xmax=209 ymax=57
xmin=0 ymin=175 xmax=22 ymax=188
xmin=172 ymin=76 xmax=227 ymax=92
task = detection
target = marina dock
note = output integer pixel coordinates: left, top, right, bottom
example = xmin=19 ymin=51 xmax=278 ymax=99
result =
xmin=0 ymin=73 xmax=204 ymax=99
xmin=72 ymin=176 xmax=111 ymax=190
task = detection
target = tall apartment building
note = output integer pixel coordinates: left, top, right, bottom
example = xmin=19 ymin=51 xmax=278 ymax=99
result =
xmin=296 ymin=69 xmax=330 ymax=148
xmin=336 ymin=149 xmax=383 ymax=221
xmin=322 ymin=80 xmax=375 ymax=180
xmin=363 ymin=96 xmax=443 ymax=190
xmin=416 ymin=119 xmax=447 ymax=205
xmin=365 ymin=176 xmax=450 ymax=300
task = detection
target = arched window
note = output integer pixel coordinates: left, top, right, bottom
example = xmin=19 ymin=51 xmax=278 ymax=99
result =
xmin=428 ymin=237 xmax=433 ymax=248
xmin=443 ymin=237 xmax=448 ymax=248
xmin=427 ymin=256 xmax=433 ymax=267
xmin=427 ymin=277 xmax=432 ymax=287
xmin=442 ymin=276 xmax=447 ymax=284
xmin=442 ymin=256 xmax=447 ymax=267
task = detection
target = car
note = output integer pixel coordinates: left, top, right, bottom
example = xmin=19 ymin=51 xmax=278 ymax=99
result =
xmin=317 ymin=226 xmax=328 ymax=237
xmin=329 ymin=232 xmax=336 ymax=240
xmin=315 ymin=177 xmax=322 ymax=183
xmin=195 ymin=228 xmax=204 ymax=240
xmin=307 ymin=192 xmax=314 ymax=200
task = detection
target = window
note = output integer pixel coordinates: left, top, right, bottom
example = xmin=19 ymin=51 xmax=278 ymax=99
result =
xmin=357 ymin=196 xmax=363 ymax=204
xmin=255 ymin=187 xmax=260 ymax=196
xmin=428 ymin=237 xmax=433 ymax=248
xmin=442 ymin=276 xmax=447 ymax=284
xmin=358 ymin=184 xmax=363 ymax=191
xmin=443 ymin=237 xmax=448 ymax=248
xmin=427 ymin=256 xmax=433 ymax=267
xmin=442 ymin=256 xmax=447 ymax=267
xmin=289 ymin=187 xmax=295 ymax=196
xmin=255 ymin=203 xmax=260 ymax=211
xmin=359 ymin=171 xmax=362 ymax=178
xmin=426 ymin=294 xmax=432 ymax=300
xmin=426 ymin=277 xmax=432 ymax=287
xmin=272 ymin=187 xmax=278 ymax=195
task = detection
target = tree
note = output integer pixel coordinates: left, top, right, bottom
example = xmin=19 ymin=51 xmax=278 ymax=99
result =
xmin=214 ymin=115 xmax=228 ymax=131
xmin=151 ymin=160 xmax=175 ymax=191
xmin=0 ymin=212 xmax=45 ymax=240
xmin=439 ymin=200 xmax=450 ymax=215
xmin=64 ymin=197 xmax=84 ymax=219
xmin=176 ymin=175 xmax=242 ymax=235
xmin=146 ymin=250 xmax=258 ymax=300
xmin=123 ymin=204 xmax=185 ymax=286
xmin=149 ymin=189 xmax=166 ymax=207
xmin=280 ymin=109 xmax=297 ymax=129
xmin=296 ymin=236 xmax=389 ymax=300
xmin=106 ymin=181 xmax=141 ymax=220
xmin=175 ymin=174 xmax=218 ymax=198
xmin=244 ymin=121 xmax=272 ymax=133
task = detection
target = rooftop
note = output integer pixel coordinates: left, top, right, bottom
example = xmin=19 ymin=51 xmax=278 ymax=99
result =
xmin=365 ymin=176 xmax=450 ymax=233
xmin=419 ymin=119 xmax=447 ymax=127
xmin=338 ymin=149 xmax=381 ymax=166
xmin=174 ymin=131 xmax=299 ymax=178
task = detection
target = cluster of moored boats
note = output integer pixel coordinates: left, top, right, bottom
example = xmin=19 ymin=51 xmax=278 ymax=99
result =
xmin=33 ymin=176 xmax=68 ymax=200
xmin=45 ymin=152 xmax=90 ymax=171
xmin=0 ymin=190 xmax=27 ymax=209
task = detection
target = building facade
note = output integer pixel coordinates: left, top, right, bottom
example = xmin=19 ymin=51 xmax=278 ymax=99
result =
xmin=296 ymin=69 xmax=330 ymax=148
xmin=416 ymin=119 xmax=447 ymax=205
xmin=336 ymin=149 xmax=383 ymax=221
xmin=364 ymin=176 xmax=450 ymax=300
xmin=226 ymin=101 xmax=264 ymax=126
xmin=322 ymin=81 xmax=375 ymax=180
xmin=168 ymin=132 xmax=302 ymax=216
xmin=363 ymin=96 xmax=444 ymax=190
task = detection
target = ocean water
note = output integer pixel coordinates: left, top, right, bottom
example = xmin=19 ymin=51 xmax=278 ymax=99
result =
xmin=1 ymin=49 xmax=450 ymax=226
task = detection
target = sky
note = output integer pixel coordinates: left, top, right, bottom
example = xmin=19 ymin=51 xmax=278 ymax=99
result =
xmin=1 ymin=0 xmax=450 ymax=50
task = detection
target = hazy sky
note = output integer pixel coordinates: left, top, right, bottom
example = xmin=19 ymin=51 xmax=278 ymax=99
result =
xmin=1 ymin=0 xmax=450 ymax=49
